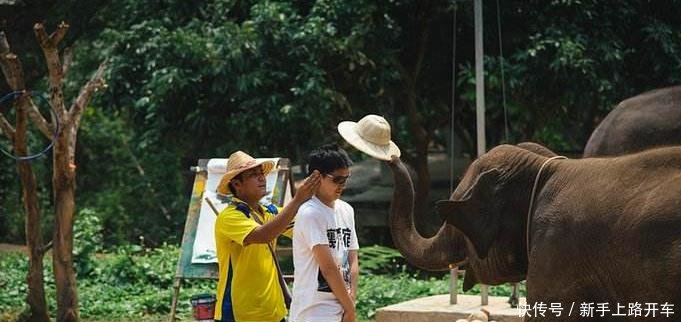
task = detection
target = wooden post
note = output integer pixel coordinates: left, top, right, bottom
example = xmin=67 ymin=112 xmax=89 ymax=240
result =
xmin=481 ymin=284 xmax=489 ymax=306
xmin=169 ymin=277 xmax=181 ymax=322
xmin=449 ymin=265 xmax=458 ymax=304
xmin=474 ymin=0 xmax=486 ymax=156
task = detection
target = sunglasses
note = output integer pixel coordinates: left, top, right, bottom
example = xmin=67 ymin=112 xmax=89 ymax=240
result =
xmin=324 ymin=173 xmax=350 ymax=185
xmin=237 ymin=167 xmax=265 ymax=180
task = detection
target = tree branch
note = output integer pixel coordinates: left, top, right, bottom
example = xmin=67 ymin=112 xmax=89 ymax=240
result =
xmin=1 ymin=53 xmax=24 ymax=90
xmin=62 ymin=46 xmax=73 ymax=76
xmin=68 ymin=60 xmax=108 ymax=128
xmin=42 ymin=240 xmax=53 ymax=255
xmin=34 ymin=23 xmax=68 ymax=120
xmin=25 ymin=96 xmax=54 ymax=138
xmin=33 ymin=23 xmax=50 ymax=48
xmin=34 ymin=21 xmax=70 ymax=48
xmin=1 ymin=32 xmax=26 ymax=90
xmin=1 ymin=33 xmax=54 ymax=138
xmin=50 ymin=22 xmax=69 ymax=46
xmin=0 ymin=113 xmax=15 ymax=140
xmin=0 ymin=31 xmax=9 ymax=53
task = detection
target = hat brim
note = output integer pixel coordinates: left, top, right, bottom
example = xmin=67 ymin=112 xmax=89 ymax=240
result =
xmin=216 ymin=160 xmax=275 ymax=195
xmin=338 ymin=121 xmax=401 ymax=161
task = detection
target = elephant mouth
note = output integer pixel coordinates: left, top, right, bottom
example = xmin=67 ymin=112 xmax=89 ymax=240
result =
xmin=465 ymin=241 xmax=526 ymax=286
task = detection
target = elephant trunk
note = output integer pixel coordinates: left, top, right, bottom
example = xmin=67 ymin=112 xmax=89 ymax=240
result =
xmin=388 ymin=157 xmax=467 ymax=270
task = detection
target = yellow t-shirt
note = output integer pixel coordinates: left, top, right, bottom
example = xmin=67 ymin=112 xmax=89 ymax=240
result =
xmin=214 ymin=197 xmax=291 ymax=322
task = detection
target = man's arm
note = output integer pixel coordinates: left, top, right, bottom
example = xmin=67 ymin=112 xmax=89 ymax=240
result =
xmin=349 ymin=250 xmax=359 ymax=301
xmin=243 ymin=171 xmax=320 ymax=245
xmin=313 ymin=245 xmax=356 ymax=321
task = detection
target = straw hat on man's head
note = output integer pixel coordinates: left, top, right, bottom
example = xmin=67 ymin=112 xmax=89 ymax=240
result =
xmin=338 ymin=114 xmax=401 ymax=161
xmin=216 ymin=151 xmax=275 ymax=195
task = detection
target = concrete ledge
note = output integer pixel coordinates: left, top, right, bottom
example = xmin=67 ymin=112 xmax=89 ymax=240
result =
xmin=376 ymin=294 xmax=526 ymax=322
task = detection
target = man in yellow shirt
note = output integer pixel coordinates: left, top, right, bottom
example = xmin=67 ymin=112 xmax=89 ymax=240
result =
xmin=214 ymin=151 xmax=320 ymax=322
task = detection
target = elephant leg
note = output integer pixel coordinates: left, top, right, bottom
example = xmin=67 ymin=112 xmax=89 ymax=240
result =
xmin=508 ymin=282 xmax=519 ymax=308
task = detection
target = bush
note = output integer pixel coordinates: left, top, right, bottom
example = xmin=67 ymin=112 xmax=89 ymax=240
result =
xmin=74 ymin=208 xmax=104 ymax=276
xmin=357 ymin=273 xmax=448 ymax=320
xmin=358 ymin=245 xmax=406 ymax=275
xmin=0 ymin=244 xmax=525 ymax=322
xmin=0 ymin=243 xmax=209 ymax=321
xmin=0 ymin=252 xmax=30 ymax=316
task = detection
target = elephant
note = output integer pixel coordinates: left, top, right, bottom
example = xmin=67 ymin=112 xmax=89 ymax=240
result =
xmin=386 ymin=86 xmax=681 ymax=317
xmin=431 ymin=144 xmax=681 ymax=321
xmin=387 ymin=142 xmax=556 ymax=284
xmin=584 ymin=85 xmax=681 ymax=157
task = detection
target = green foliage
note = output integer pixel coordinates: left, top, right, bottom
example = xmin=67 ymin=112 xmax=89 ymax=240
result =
xmin=75 ymin=106 xmax=186 ymax=246
xmin=3 ymin=0 xmax=681 ymax=251
xmin=80 ymin=0 xmax=400 ymax=161
xmin=90 ymin=244 xmax=177 ymax=289
xmin=73 ymin=208 xmax=104 ymax=276
xmin=0 ymin=244 xmax=213 ymax=321
xmin=0 ymin=252 xmax=30 ymax=315
xmin=355 ymin=245 xmax=526 ymax=320
xmin=0 ymin=251 xmax=57 ymax=321
xmin=0 ymin=244 xmax=526 ymax=322
xmin=357 ymin=273 xmax=448 ymax=319
xmin=358 ymin=245 xmax=406 ymax=275
xmin=33 ymin=0 xmax=405 ymax=247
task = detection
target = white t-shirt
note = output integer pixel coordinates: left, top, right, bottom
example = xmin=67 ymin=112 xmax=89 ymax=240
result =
xmin=289 ymin=197 xmax=359 ymax=322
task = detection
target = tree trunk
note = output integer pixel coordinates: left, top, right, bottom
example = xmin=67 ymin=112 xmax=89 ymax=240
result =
xmin=17 ymin=98 xmax=50 ymax=322
xmin=2 ymin=23 xmax=105 ymax=322
xmin=52 ymin=128 xmax=79 ymax=322
xmin=1 ymin=31 xmax=50 ymax=322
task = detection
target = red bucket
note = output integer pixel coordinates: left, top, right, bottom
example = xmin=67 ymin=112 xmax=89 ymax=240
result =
xmin=190 ymin=293 xmax=216 ymax=321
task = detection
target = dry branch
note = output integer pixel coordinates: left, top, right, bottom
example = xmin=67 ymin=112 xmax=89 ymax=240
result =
xmin=50 ymin=22 xmax=70 ymax=46
xmin=69 ymin=60 xmax=108 ymax=128
xmin=0 ymin=31 xmax=9 ymax=53
xmin=1 ymin=32 xmax=26 ymax=90
xmin=0 ymin=32 xmax=23 ymax=89
xmin=25 ymin=96 xmax=53 ymax=137
xmin=34 ymin=23 xmax=67 ymax=119
xmin=0 ymin=113 xmax=15 ymax=139
xmin=0 ymin=32 xmax=57 ymax=138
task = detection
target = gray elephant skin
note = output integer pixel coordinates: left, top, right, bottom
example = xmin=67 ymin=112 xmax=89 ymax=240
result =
xmin=429 ymin=144 xmax=681 ymax=321
xmin=386 ymin=142 xmax=558 ymax=280
xmin=387 ymin=86 xmax=681 ymax=275
xmin=584 ymin=85 xmax=681 ymax=157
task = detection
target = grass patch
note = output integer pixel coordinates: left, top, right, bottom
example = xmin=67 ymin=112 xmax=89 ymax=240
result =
xmin=0 ymin=245 xmax=525 ymax=322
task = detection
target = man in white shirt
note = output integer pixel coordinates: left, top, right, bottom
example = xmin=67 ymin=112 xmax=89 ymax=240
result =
xmin=290 ymin=144 xmax=359 ymax=322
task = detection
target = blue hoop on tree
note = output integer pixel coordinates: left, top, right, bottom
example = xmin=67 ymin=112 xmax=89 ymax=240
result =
xmin=0 ymin=90 xmax=60 ymax=161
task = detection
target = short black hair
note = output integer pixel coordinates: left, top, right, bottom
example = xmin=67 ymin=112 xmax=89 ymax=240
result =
xmin=307 ymin=144 xmax=353 ymax=175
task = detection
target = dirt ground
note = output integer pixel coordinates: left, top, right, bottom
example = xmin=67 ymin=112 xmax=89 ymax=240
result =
xmin=0 ymin=243 xmax=27 ymax=254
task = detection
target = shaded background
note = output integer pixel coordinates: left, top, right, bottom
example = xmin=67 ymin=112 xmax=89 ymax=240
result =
xmin=2 ymin=0 xmax=681 ymax=248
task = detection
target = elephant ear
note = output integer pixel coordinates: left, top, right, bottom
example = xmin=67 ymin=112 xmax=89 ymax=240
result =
xmin=436 ymin=168 xmax=501 ymax=258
